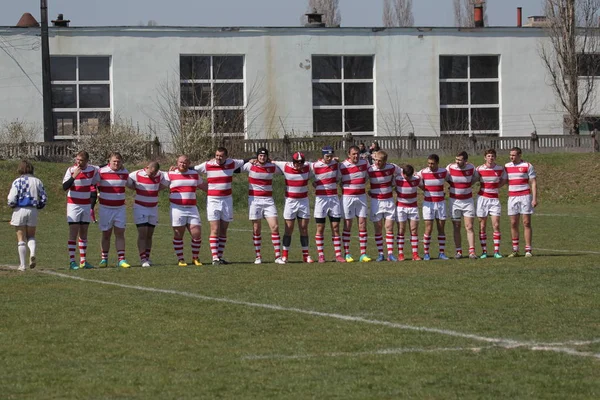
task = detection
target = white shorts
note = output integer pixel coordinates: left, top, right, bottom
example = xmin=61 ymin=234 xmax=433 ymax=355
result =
xmin=314 ymin=196 xmax=342 ymax=219
xmin=171 ymin=204 xmax=201 ymax=227
xmin=133 ymin=205 xmax=159 ymax=226
xmin=284 ymin=197 xmax=310 ymax=220
xmin=422 ymin=201 xmax=447 ymax=221
xmin=370 ymin=198 xmax=396 ymax=222
xmin=342 ymin=195 xmax=368 ymax=219
xmin=449 ymin=198 xmax=475 ymax=220
xmin=477 ymin=197 xmax=501 ymax=217
xmin=99 ymin=205 xmax=126 ymax=231
xmin=397 ymin=206 xmax=420 ymax=222
xmin=206 ymin=196 xmax=233 ymax=222
xmin=10 ymin=207 xmax=38 ymax=227
xmin=67 ymin=203 xmax=91 ymax=224
xmin=248 ymin=197 xmax=278 ymax=220
xmin=508 ymin=195 xmax=534 ymax=216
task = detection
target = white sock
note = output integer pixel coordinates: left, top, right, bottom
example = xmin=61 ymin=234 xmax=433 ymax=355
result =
xmin=17 ymin=241 xmax=27 ymax=267
xmin=27 ymin=238 xmax=36 ymax=259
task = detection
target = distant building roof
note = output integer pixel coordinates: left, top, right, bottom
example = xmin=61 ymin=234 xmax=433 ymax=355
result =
xmin=16 ymin=13 xmax=39 ymax=28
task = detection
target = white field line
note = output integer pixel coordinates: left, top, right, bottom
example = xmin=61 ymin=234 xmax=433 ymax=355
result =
xmin=535 ymin=248 xmax=600 ymax=255
xmin=530 ymin=346 xmax=600 ymax=359
xmin=536 ymin=213 xmax=600 ymax=219
xmin=243 ymin=346 xmax=494 ymax=360
xmin=34 ymin=270 xmax=600 ymax=360
xmin=534 ymin=339 xmax=600 ymax=347
xmin=231 ymin=228 xmax=600 ymax=256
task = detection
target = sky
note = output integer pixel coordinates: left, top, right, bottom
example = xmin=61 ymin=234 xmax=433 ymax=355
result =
xmin=2 ymin=0 xmax=545 ymax=28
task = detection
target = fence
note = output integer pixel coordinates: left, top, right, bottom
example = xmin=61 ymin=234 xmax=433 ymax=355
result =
xmin=0 ymin=140 xmax=162 ymax=162
xmin=0 ymin=134 xmax=597 ymax=162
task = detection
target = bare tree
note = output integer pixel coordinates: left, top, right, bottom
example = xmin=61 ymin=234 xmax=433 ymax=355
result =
xmin=378 ymin=88 xmax=413 ymax=137
xmin=153 ymin=67 xmax=264 ymax=160
xmin=453 ymin=0 xmax=487 ymax=27
xmin=539 ymin=0 xmax=600 ymax=135
xmin=304 ymin=0 xmax=342 ymax=27
xmin=382 ymin=0 xmax=415 ymax=27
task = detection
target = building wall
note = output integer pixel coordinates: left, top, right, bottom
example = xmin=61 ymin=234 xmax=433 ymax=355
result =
xmin=1 ymin=26 xmax=598 ymax=145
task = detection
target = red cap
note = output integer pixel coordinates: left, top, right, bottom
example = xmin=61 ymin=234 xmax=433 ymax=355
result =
xmin=292 ymin=152 xmax=305 ymax=162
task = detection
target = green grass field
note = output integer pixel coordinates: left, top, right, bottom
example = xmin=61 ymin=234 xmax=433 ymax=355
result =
xmin=1 ymin=154 xmax=599 ymax=399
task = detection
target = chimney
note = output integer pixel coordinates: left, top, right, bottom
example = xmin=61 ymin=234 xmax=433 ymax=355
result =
xmin=517 ymin=7 xmax=522 ymax=27
xmin=305 ymin=8 xmax=326 ymax=28
xmin=474 ymin=2 xmax=484 ymax=28
xmin=51 ymin=14 xmax=70 ymax=27
xmin=16 ymin=12 xmax=40 ymax=27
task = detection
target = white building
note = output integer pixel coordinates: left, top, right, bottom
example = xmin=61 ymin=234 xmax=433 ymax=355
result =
xmin=1 ymin=13 xmax=599 ymax=148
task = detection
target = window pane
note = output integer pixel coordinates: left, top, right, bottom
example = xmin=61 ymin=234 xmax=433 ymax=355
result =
xmin=313 ymin=109 xmax=342 ymax=132
xmin=440 ymin=108 xmax=469 ymax=131
xmin=79 ymin=84 xmax=110 ymax=108
xmin=471 ymin=108 xmax=499 ymax=130
xmin=181 ymin=110 xmax=212 ymax=132
xmin=313 ymin=83 xmax=342 ymax=106
xmin=180 ymin=56 xmax=210 ymax=80
xmin=471 ymin=82 xmax=499 ymax=104
xmin=180 ymin=83 xmax=211 ymax=107
xmin=214 ymin=83 xmax=243 ymax=106
xmin=79 ymin=57 xmax=110 ymax=81
xmin=439 ymin=56 xmax=467 ymax=79
xmin=214 ymin=109 xmax=244 ymax=133
xmin=345 ymin=109 xmax=374 ymax=132
xmin=213 ymin=56 xmax=244 ymax=79
xmin=577 ymin=54 xmax=600 ymax=77
xmin=52 ymin=85 xmax=77 ymax=108
xmin=439 ymin=82 xmax=468 ymax=105
xmin=343 ymin=56 xmax=373 ymax=79
xmin=80 ymin=112 xmax=110 ymax=135
xmin=312 ymin=56 xmax=341 ymax=79
xmin=50 ymin=57 xmax=76 ymax=81
xmin=344 ymin=83 xmax=373 ymax=105
xmin=580 ymin=116 xmax=600 ymax=134
xmin=53 ymin=112 xmax=77 ymax=136
xmin=470 ymin=56 xmax=499 ymax=79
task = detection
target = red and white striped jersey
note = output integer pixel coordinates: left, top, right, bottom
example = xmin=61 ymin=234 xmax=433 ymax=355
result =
xmin=273 ymin=161 xmax=311 ymax=199
xmin=98 ymin=165 xmax=129 ymax=207
xmin=446 ymin=163 xmax=477 ymax=200
xmin=395 ymin=174 xmax=421 ymax=208
xmin=368 ymin=163 xmax=400 ymax=200
xmin=340 ymin=159 xmax=369 ymax=196
xmin=167 ymin=169 xmax=203 ymax=206
xmin=476 ymin=164 xmax=507 ymax=199
xmin=195 ymin=159 xmax=244 ymax=197
xmin=311 ymin=159 xmax=340 ymax=197
xmin=505 ymin=161 xmax=536 ymax=197
xmin=241 ymin=161 xmax=280 ymax=197
xmin=128 ymin=169 xmax=169 ymax=208
xmin=63 ymin=165 xmax=100 ymax=205
xmin=417 ymin=167 xmax=448 ymax=202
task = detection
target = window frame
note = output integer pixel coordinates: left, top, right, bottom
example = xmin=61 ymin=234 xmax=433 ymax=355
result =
xmin=50 ymin=56 xmax=112 ymax=139
xmin=179 ymin=55 xmax=246 ymax=137
xmin=439 ymin=55 xmax=500 ymax=136
xmin=312 ymin=55 xmax=376 ymax=136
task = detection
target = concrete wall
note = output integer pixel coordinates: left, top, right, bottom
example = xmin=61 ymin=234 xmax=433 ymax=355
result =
xmin=1 ymin=26 xmax=597 ymax=145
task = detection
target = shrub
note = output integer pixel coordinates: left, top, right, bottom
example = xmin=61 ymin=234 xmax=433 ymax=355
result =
xmin=69 ymin=119 xmax=151 ymax=165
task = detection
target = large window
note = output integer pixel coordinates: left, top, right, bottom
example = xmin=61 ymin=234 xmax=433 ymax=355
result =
xmin=312 ymin=55 xmax=375 ymax=135
xmin=50 ymin=56 xmax=111 ymax=138
xmin=439 ymin=55 xmax=500 ymax=135
xmin=180 ymin=55 xmax=245 ymax=135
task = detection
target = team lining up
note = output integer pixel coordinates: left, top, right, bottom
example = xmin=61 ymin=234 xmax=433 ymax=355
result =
xmin=55 ymin=143 xmax=538 ymax=269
